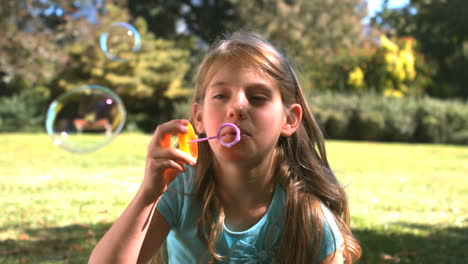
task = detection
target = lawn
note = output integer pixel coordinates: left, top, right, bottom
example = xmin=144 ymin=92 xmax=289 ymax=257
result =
xmin=1 ymin=133 xmax=467 ymax=263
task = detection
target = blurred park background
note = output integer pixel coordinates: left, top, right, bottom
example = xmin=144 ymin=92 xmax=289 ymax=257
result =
xmin=0 ymin=0 xmax=467 ymax=263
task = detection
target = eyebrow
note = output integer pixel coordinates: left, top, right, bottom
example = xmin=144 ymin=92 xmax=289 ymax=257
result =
xmin=209 ymin=81 xmax=228 ymax=87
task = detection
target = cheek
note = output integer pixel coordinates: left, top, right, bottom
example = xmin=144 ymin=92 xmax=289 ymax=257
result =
xmin=256 ymin=108 xmax=287 ymax=133
xmin=258 ymin=105 xmax=286 ymax=121
xmin=202 ymin=111 xmax=223 ymax=134
xmin=204 ymin=104 xmax=225 ymax=120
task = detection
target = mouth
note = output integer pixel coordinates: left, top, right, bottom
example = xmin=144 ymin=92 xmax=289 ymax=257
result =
xmin=220 ymin=127 xmax=248 ymax=137
xmin=219 ymin=124 xmax=247 ymax=147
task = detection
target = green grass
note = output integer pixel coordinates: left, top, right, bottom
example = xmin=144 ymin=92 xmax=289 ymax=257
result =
xmin=1 ymin=134 xmax=467 ymax=263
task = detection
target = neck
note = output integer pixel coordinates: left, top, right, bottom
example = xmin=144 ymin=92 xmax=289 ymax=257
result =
xmin=213 ymin=153 xmax=276 ymax=208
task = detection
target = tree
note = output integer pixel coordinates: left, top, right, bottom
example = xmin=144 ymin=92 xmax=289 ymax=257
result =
xmin=229 ymin=0 xmax=369 ymax=91
xmin=0 ymin=0 xmax=107 ymax=97
xmin=360 ymin=34 xmax=432 ymax=97
xmin=126 ymin=0 xmax=369 ymax=91
xmin=0 ymin=1 xmax=191 ymax=132
xmin=50 ymin=5 xmax=191 ymax=131
xmin=127 ymin=0 xmax=238 ymax=42
xmin=373 ymin=0 xmax=468 ymax=98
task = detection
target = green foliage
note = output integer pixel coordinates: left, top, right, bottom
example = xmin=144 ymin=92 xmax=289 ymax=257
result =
xmin=0 ymin=17 xmax=63 ymax=95
xmin=373 ymin=0 xmax=468 ymax=99
xmin=413 ymin=99 xmax=447 ymax=143
xmin=446 ymin=103 xmax=468 ymax=144
xmin=48 ymin=5 xmax=191 ymax=132
xmin=226 ymin=0 xmax=368 ymax=91
xmin=1 ymin=3 xmax=193 ymax=133
xmin=0 ymin=88 xmax=48 ymax=132
xmin=312 ymin=93 xmax=354 ymax=139
xmin=128 ymin=0 xmax=238 ymax=42
xmin=380 ymin=98 xmax=418 ymax=141
xmin=320 ymin=111 xmax=349 ymax=139
xmin=349 ymin=111 xmax=386 ymax=141
xmin=128 ymin=0 xmax=370 ymax=92
xmin=312 ymin=92 xmax=468 ymax=144
xmin=343 ymin=35 xmax=434 ymax=97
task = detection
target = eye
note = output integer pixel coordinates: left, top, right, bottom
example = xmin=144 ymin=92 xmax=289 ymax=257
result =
xmin=249 ymin=95 xmax=269 ymax=104
xmin=251 ymin=95 xmax=268 ymax=100
xmin=212 ymin=93 xmax=226 ymax=99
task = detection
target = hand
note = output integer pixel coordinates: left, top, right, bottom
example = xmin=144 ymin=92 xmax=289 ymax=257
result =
xmin=142 ymin=119 xmax=197 ymax=198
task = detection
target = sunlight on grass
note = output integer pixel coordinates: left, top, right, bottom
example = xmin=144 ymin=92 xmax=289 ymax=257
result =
xmin=1 ymin=134 xmax=467 ymax=263
xmin=327 ymin=141 xmax=467 ymax=229
xmin=326 ymin=140 xmax=468 ymax=263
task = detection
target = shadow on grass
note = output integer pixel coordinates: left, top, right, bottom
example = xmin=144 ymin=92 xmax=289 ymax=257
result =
xmin=1 ymin=221 xmax=467 ymax=264
xmin=0 ymin=222 xmax=111 ymax=264
xmin=355 ymin=222 xmax=468 ymax=264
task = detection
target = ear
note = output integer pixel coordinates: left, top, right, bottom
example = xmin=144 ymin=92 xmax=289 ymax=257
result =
xmin=191 ymin=102 xmax=205 ymax=134
xmin=281 ymin=104 xmax=302 ymax=137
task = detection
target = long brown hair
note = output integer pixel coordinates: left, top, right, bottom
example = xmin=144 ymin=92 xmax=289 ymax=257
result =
xmin=190 ymin=31 xmax=361 ymax=263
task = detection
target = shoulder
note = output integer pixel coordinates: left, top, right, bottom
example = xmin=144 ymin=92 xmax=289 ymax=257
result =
xmin=317 ymin=203 xmax=344 ymax=263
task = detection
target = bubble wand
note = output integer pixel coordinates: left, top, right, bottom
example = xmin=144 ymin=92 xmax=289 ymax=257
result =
xmin=163 ymin=123 xmax=241 ymax=179
xmin=189 ymin=123 xmax=241 ymax=148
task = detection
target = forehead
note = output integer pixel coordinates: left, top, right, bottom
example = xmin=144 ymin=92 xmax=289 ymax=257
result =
xmin=207 ymin=61 xmax=276 ymax=88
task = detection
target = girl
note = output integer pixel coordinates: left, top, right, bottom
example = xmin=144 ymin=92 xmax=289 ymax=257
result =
xmin=89 ymin=32 xmax=361 ymax=264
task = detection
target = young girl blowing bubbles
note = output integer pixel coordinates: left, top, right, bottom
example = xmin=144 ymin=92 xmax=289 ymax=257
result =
xmin=89 ymin=31 xmax=361 ymax=264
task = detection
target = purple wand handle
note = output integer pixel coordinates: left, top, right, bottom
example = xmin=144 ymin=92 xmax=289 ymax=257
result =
xmin=189 ymin=123 xmax=241 ymax=148
xmin=189 ymin=136 xmax=218 ymax=143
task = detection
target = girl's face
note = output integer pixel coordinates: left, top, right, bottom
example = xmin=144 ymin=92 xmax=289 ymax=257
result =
xmin=192 ymin=61 xmax=301 ymax=166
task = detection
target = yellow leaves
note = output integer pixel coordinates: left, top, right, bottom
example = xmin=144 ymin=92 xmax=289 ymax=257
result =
xmin=349 ymin=35 xmax=420 ymax=96
xmin=379 ymin=35 xmax=418 ymax=93
xmin=400 ymin=45 xmax=416 ymax=81
xmin=347 ymin=67 xmax=364 ymax=90
xmin=165 ymin=79 xmax=192 ymax=98
xmin=380 ymin=35 xmax=399 ymax=53
xmin=90 ymin=68 xmax=104 ymax=77
xmin=58 ymin=79 xmax=66 ymax=87
xmin=384 ymin=88 xmax=403 ymax=98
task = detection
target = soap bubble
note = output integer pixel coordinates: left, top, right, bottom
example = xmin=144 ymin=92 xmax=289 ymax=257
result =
xmin=99 ymin=22 xmax=141 ymax=62
xmin=45 ymin=84 xmax=126 ymax=153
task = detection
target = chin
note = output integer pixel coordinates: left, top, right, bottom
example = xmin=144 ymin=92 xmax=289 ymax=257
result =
xmin=216 ymin=147 xmax=247 ymax=162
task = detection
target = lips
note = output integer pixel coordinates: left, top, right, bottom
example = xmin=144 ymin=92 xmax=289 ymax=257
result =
xmin=220 ymin=126 xmax=248 ymax=137
xmin=218 ymin=124 xmax=248 ymax=147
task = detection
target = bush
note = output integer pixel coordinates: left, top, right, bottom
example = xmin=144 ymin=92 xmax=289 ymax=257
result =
xmin=349 ymin=110 xmax=385 ymax=141
xmin=413 ymin=98 xmax=448 ymax=143
xmin=311 ymin=91 xmax=355 ymax=139
xmin=381 ymin=97 xmax=418 ymax=142
xmin=445 ymin=102 xmax=468 ymax=144
xmin=323 ymin=110 xmax=349 ymax=139
xmin=451 ymin=130 xmax=468 ymax=144
xmin=309 ymin=92 xmax=468 ymax=145
xmin=0 ymin=88 xmax=48 ymax=132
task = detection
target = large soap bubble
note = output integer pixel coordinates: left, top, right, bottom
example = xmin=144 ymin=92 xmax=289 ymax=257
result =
xmin=45 ymin=84 xmax=126 ymax=153
xmin=99 ymin=22 xmax=141 ymax=62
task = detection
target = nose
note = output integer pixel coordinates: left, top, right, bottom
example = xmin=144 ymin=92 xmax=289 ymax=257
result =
xmin=226 ymin=93 xmax=248 ymax=120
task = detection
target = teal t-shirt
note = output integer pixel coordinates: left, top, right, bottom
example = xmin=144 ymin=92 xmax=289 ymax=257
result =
xmin=156 ymin=166 xmax=343 ymax=263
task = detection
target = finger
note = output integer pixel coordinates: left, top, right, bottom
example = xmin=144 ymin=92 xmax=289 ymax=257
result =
xmin=150 ymin=146 xmax=197 ymax=166
xmin=150 ymin=119 xmax=190 ymax=148
xmin=153 ymin=158 xmax=187 ymax=174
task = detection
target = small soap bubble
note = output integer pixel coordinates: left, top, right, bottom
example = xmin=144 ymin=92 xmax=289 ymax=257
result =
xmin=45 ymin=84 xmax=126 ymax=153
xmin=99 ymin=22 xmax=141 ymax=62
